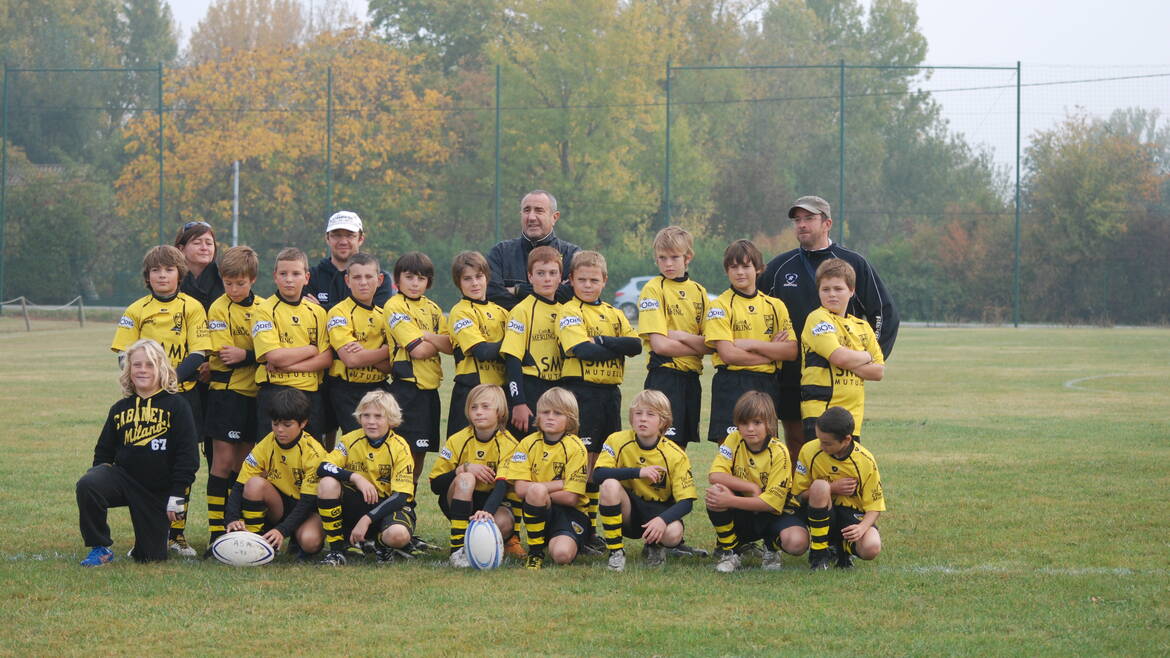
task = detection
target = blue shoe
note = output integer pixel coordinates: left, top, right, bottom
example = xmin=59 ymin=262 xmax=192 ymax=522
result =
xmin=81 ymin=546 xmax=114 ymax=567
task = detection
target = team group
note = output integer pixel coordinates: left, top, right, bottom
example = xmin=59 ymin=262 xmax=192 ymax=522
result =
xmin=76 ymin=190 xmax=899 ymax=573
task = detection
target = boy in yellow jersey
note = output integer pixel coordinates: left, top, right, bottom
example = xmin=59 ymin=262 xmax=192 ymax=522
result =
xmin=111 ymin=245 xmax=211 ymax=556
xmin=498 ymin=387 xmax=589 ymax=570
xmin=501 ymin=245 xmax=565 ymax=435
xmin=446 ymin=251 xmax=507 ymax=437
xmin=252 ymin=247 xmax=332 ymax=442
xmin=792 ymin=406 xmax=884 ymax=570
xmin=316 ymin=390 xmax=416 ymax=565
xmin=705 ymin=392 xmax=808 ymax=573
xmin=204 ymin=246 xmax=265 ymax=548
xmin=800 ymin=259 xmax=885 ymax=441
xmin=326 ymin=253 xmax=392 ymax=436
xmin=637 ymin=227 xmax=711 ymax=449
xmin=383 ymin=252 xmax=452 ymax=480
xmin=703 ymin=239 xmax=796 ymax=444
xmin=224 ymin=388 xmax=326 ymax=557
xmin=558 ymin=250 xmax=640 ymax=551
xmin=594 ymin=390 xmax=696 ymax=572
xmin=428 ymin=384 xmax=522 ymax=567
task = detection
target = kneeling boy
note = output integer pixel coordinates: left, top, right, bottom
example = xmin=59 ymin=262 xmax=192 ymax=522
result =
xmin=593 ymin=390 xmax=696 ymax=572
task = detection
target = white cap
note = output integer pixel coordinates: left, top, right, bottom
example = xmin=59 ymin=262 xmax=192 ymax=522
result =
xmin=326 ymin=210 xmax=363 ymax=234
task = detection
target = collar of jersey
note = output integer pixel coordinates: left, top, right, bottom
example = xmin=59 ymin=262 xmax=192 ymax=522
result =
xmin=541 ymin=433 xmax=565 ymax=446
xmin=232 ymin=293 xmax=255 ymax=307
xmin=366 ymin=431 xmax=390 ymax=448
xmin=399 ymin=292 xmax=423 ymax=303
xmin=276 ymin=432 xmax=303 ymax=449
xmin=731 ymin=287 xmax=758 ymax=300
xmin=463 ymin=295 xmax=490 ymax=306
xmin=151 ymin=292 xmax=178 ymax=303
xmin=634 ymin=434 xmax=662 ymax=450
xmin=532 ymin=292 xmax=556 ymax=305
xmin=348 ymin=295 xmax=374 ymax=311
xmin=473 ymin=429 xmax=500 ymax=443
xmin=668 ymin=273 xmax=690 ymax=283
xmin=275 ymin=293 xmax=302 ymax=306
xmin=573 ymin=295 xmax=602 ymax=306
xmin=801 ymin=240 xmax=835 ymax=256
xmin=523 ymin=230 xmax=557 ymax=249
xmin=830 ymin=441 xmax=856 ymax=460
xmin=744 ymin=435 xmax=773 ymax=454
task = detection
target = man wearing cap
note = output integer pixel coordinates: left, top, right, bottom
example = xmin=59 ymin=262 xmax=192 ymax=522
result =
xmin=759 ymin=195 xmax=899 ymax=458
xmin=487 ymin=189 xmax=581 ymax=310
xmin=304 ymin=210 xmax=394 ymax=310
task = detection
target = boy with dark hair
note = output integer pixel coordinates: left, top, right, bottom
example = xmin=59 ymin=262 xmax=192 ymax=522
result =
xmin=800 ymin=258 xmax=885 ymax=441
xmin=204 ymin=245 xmax=265 ymax=548
xmin=501 ymin=245 xmax=565 ymax=435
xmin=224 ymin=388 xmax=327 ymax=557
xmin=326 ymin=252 xmax=392 ymax=435
xmin=111 ymin=245 xmax=211 ymax=556
xmin=703 ymin=239 xmax=795 ymax=444
xmin=792 ymin=406 xmax=884 ymax=570
xmin=446 ymin=250 xmax=508 ymax=436
xmin=252 ymin=247 xmax=332 ymax=441
xmin=705 ymin=391 xmax=808 ymax=573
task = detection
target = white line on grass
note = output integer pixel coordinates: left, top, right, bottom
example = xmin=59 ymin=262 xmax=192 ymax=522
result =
xmin=1063 ymin=373 xmax=1128 ymax=391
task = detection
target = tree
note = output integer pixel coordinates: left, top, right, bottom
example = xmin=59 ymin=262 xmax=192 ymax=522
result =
xmin=184 ymin=0 xmax=308 ymax=64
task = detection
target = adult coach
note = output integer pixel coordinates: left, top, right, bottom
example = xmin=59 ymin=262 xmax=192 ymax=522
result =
xmin=759 ymin=195 xmax=899 ymax=458
xmin=487 ymin=190 xmax=580 ymax=310
xmin=304 ymin=210 xmax=394 ymax=310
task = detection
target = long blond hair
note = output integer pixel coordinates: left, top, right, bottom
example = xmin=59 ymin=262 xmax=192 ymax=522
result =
xmin=119 ymin=339 xmax=179 ymax=396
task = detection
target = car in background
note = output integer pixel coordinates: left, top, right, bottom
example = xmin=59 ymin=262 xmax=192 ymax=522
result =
xmin=613 ymin=275 xmax=655 ymax=321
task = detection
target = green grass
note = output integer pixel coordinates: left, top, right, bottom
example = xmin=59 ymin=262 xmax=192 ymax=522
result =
xmin=1 ymin=325 xmax=1168 ymax=655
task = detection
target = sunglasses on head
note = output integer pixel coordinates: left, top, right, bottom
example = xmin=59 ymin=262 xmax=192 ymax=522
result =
xmin=182 ymin=221 xmax=212 ymax=231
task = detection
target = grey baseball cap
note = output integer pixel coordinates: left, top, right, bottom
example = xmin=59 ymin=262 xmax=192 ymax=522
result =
xmin=787 ymin=196 xmax=831 ymax=219
xmin=326 ymin=210 xmax=363 ymax=233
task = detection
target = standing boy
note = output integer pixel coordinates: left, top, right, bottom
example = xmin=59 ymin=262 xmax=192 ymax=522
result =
xmin=703 ymin=239 xmax=795 ymax=444
xmin=326 ymin=252 xmax=391 ymax=436
xmin=446 ymin=251 xmax=508 ymax=436
xmin=501 ymin=245 xmax=565 ymax=435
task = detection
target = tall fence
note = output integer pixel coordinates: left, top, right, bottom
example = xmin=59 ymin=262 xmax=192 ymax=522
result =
xmin=2 ymin=59 xmax=1168 ymax=323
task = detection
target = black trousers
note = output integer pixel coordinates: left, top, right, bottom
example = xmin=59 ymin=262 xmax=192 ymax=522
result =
xmin=76 ymin=465 xmax=170 ymax=562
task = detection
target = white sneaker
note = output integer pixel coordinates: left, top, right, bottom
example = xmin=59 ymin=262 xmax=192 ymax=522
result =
xmin=607 ymin=549 xmax=626 ymax=572
xmin=714 ymin=549 xmax=742 ymax=573
xmin=449 ymin=547 xmax=470 ymax=568
xmin=168 ymin=535 xmax=196 ymax=558
xmin=762 ymin=549 xmax=783 ymax=571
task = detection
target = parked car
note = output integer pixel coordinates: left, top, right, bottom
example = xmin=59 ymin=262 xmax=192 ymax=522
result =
xmin=613 ymin=275 xmax=655 ymax=321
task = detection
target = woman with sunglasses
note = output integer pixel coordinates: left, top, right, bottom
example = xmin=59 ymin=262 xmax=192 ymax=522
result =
xmin=174 ymin=221 xmax=224 ymax=310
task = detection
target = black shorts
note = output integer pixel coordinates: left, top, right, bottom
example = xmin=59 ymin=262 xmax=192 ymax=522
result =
xmin=446 ymin=380 xmax=474 ymax=438
xmin=179 ymin=387 xmax=205 ymax=439
xmin=256 ymin=384 xmax=325 ymax=441
xmin=562 ymin=380 xmax=621 ymax=453
xmin=707 ymin=369 xmax=781 ymax=443
xmin=388 ymin=380 xmax=441 ymax=453
xmin=256 ymin=491 xmax=300 ymax=533
xmin=328 ymin=377 xmax=390 ymax=434
xmin=340 ymin=487 xmax=416 ymax=536
xmin=547 ymin=504 xmax=591 ymax=545
xmin=621 ymin=496 xmax=682 ymax=539
xmin=519 ymin=375 xmax=557 ymax=432
xmin=728 ymin=509 xmax=805 ymax=550
xmin=437 ymin=488 xmax=515 ymax=519
xmin=644 ymin=367 xmax=701 ymax=445
xmin=776 ymin=362 xmax=802 ymax=421
xmin=205 ymin=389 xmax=259 ymax=444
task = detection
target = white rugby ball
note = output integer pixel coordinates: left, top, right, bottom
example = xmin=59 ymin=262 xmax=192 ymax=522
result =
xmin=210 ymin=531 xmax=276 ymax=567
xmin=465 ymin=518 xmax=503 ymax=570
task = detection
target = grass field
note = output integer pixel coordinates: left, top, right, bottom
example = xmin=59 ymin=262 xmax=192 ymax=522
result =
xmin=1 ymin=323 xmax=1168 ymax=656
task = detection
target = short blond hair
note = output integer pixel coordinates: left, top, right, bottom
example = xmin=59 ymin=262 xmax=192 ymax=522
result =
xmin=274 ymin=247 xmax=309 ymax=271
xmin=219 ymin=245 xmax=259 ymax=280
xmin=353 ymin=390 xmax=403 ymax=429
xmin=465 ymin=384 xmax=508 ymax=432
xmin=570 ymin=250 xmax=607 ymax=278
xmin=536 ymin=386 xmax=579 ymax=435
xmin=629 ymin=390 xmax=672 ymax=435
xmin=652 ymin=226 xmax=694 ymax=260
xmin=119 ymin=339 xmax=179 ymax=396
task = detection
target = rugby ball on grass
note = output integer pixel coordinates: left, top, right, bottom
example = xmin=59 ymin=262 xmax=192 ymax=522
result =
xmin=210 ymin=531 xmax=276 ymax=567
xmin=465 ymin=518 xmax=503 ymax=570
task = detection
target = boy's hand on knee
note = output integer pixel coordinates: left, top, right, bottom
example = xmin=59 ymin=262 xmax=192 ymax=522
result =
xmin=639 ymin=466 xmax=666 ymax=483
xmin=641 ymin=517 xmax=667 ymax=543
xmin=841 ymin=524 xmax=864 ymax=542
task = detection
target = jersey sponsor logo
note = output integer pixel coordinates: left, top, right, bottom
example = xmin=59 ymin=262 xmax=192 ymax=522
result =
xmin=415 ymin=439 xmax=430 ymax=448
xmin=227 ymin=430 xmax=241 ymax=440
xmin=327 ymin=316 xmax=347 ymax=329
xmin=718 ymin=445 xmax=733 ymax=460
xmin=245 ymin=454 xmax=259 ymax=467
xmin=811 ymin=321 xmax=835 ymax=336
xmin=795 ymin=461 xmax=807 ymax=475
xmin=603 ymin=444 xmax=615 ymax=457
xmin=452 ymin=318 xmax=473 ymax=333
xmin=118 ymin=315 xmax=135 ymax=329
xmin=389 ymin=312 xmax=411 ymax=328
xmin=511 ymin=451 xmax=527 ymax=463
xmin=507 ymin=319 xmax=526 ymax=333
xmin=784 ymin=272 xmax=799 ymax=287
xmin=439 ymin=447 xmax=452 ymax=460
xmin=706 ymin=308 xmax=727 ymax=320
xmin=638 ymin=298 xmax=659 ymax=311
xmin=251 ymin=320 xmax=273 ymax=336
xmin=207 ymin=320 xmax=228 ymax=331
xmin=558 ymin=315 xmax=583 ymax=330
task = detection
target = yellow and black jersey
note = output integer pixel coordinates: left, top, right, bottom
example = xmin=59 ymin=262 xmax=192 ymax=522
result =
xmin=383 ymin=293 xmax=448 ymax=390
xmin=709 ymin=431 xmax=794 ymax=514
xmin=499 ymin=432 xmax=589 ymax=514
xmin=252 ymin=296 xmax=330 ymax=391
xmin=112 ymin=293 xmax=212 ymax=393
xmin=327 ymin=297 xmax=389 ymax=385
xmin=595 ymin=430 xmax=697 ymax=504
xmin=207 ymin=293 xmax=265 ymax=396
xmin=323 ymin=429 xmax=415 ymax=502
xmin=237 ymin=431 xmax=328 ymax=499
xmin=428 ymin=427 xmax=518 ymax=494
xmin=792 ymin=439 xmax=885 ymax=513
xmin=559 ymin=297 xmax=638 ymax=384
xmin=448 ymin=297 xmax=507 ymax=387
xmin=703 ymin=288 xmax=794 ymax=373
xmin=800 ymin=307 xmax=884 ymax=434
xmin=636 ymin=274 xmax=708 ymax=373
xmin=500 ymin=294 xmax=563 ymax=381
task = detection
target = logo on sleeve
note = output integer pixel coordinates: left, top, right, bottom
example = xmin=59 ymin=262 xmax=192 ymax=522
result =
xmin=706 ymin=308 xmax=726 ymax=320
xmin=321 ymin=462 xmax=340 ymax=474
xmin=603 ymin=444 xmax=615 ymax=457
xmin=118 ymin=316 xmax=135 ymax=329
xmin=811 ymin=321 xmax=835 ymax=336
xmin=795 ymin=461 xmax=807 ymax=475
xmin=327 ymin=316 xmax=347 ymax=329
xmin=251 ymin=320 xmax=273 ymax=337
xmin=244 ymin=454 xmax=259 ymax=467
xmin=558 ymin=315 xmax=583 ymax=330
xmin=389 ymin=313 xmax=411 ymax=328
xmin=718 ymin=445 xmax=733 ymax=460
xmin=511 ymin=451 xmax=527 ymax=463
xmin=507 ymin=319 xmax=526 ymax=334
xmin=452 ymin=318 xmax=473 ymax=333
xmin=638 ymin=298 xmax=659 ymax=311
xmin=439 ymin=447 xmax=452 ymax=460
xmin=207 ymin=320 xmax=228 ymax=331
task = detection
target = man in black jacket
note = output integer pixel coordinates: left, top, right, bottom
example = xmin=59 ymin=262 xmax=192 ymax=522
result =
xmin=487 ymin=190 xmax=580 ymax=310
xmin=304 ymin=210 xmax=394 ymax=311
xmin=759 ymin=196 xmax=899 ymax=458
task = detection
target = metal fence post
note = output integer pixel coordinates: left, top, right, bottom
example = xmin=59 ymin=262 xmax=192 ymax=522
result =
xmin=157 ymin=63 xmax=164 ymax=245
xmin=663 ymin=58 xmax=672 ymax=229
xmin=494 ymin=64 xmax=501 ymax=244
xmin=0 ymin=64 xmax=8 ymax=315
xmin=838 ymin=59 xmax=845 ymax=244
xmin=326 ymin=66 xmax=333 ymax=218
xmin=1013 ymin=61 xmax=1022 ymax=327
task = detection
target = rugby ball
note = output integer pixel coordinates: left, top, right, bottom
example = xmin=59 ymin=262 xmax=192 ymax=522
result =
xmin=465 ymin=518 xmax=504 ymax=570
xmin=209 ymin=531 xmax=276 ymax=567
